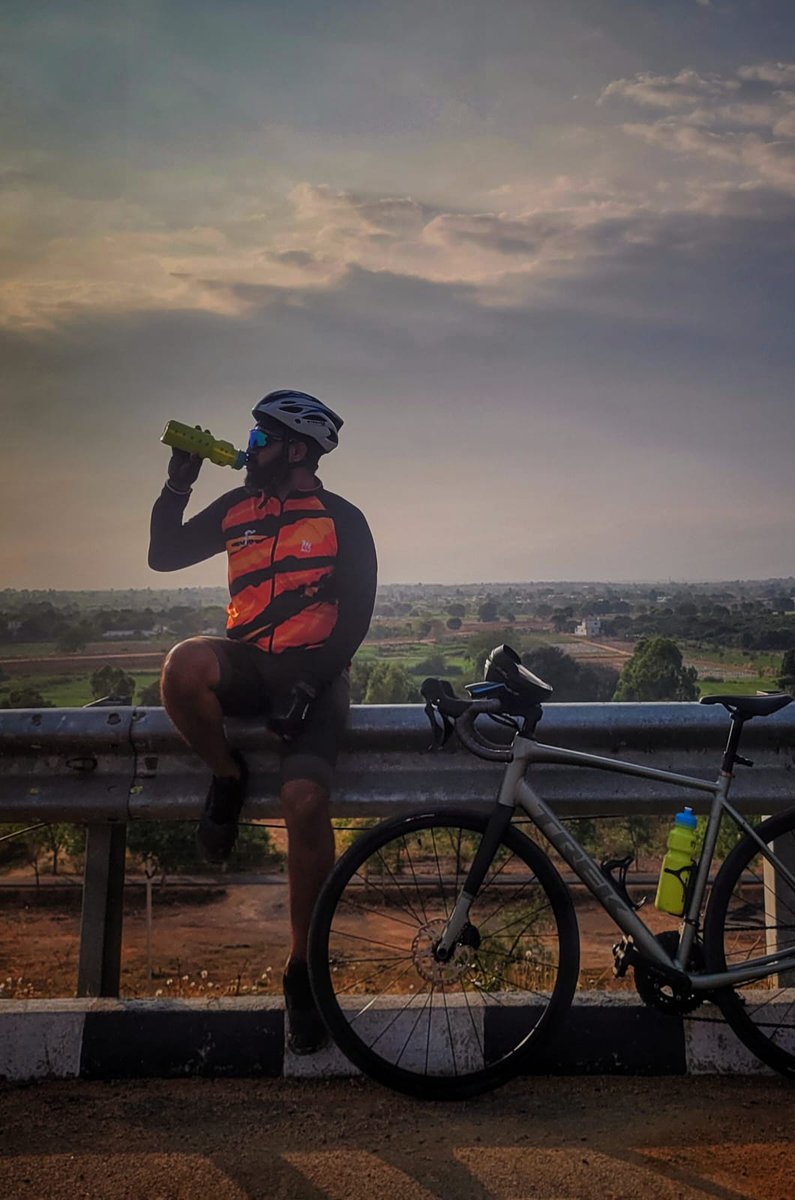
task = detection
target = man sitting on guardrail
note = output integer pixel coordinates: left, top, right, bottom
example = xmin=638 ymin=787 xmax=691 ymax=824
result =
xmin=148 ymin=390 xmax=377 ymax=1053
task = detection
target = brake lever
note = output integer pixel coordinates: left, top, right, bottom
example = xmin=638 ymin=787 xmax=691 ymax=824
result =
xmin=421 ymin=677 xmax=458 ymax=750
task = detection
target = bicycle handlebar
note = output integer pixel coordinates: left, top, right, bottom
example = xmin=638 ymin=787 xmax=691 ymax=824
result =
xmin=421 ymin=678 xmax=515 ymax=763
xmin=454 ymin=703 xmax=514 ymax=762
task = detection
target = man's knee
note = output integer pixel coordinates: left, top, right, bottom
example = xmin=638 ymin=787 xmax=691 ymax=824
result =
xmin=161 ymin=638 xmax=221 ymax=699
xmin=281 ymin=779 xmax=330 ymax=832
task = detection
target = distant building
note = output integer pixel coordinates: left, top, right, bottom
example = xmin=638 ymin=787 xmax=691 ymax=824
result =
xmin=575 ymin=616 xmax=602 ymax=638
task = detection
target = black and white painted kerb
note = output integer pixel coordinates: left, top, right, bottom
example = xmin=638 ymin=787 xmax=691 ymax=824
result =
xmin=0 ymin=994 xmax=769 ymax=1082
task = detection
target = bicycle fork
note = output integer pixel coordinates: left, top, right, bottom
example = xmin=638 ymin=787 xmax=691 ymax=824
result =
xmin=434 ymin=758 xmax=525 ymax=961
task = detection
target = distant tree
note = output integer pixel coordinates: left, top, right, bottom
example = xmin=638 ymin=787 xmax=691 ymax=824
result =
xmin=89 ymin=665 xmax=136 ymax=702
xmin=613 ymin=637 xmax=698 ymax=702
xmin=138 ymin=679 xmax=162 ymax=706
xmin=350 ymin=658 xmax=373 ymax=704
xmin=446 ymin=617 xmax=462 ymax=631
xmin=0 ymin=822 xmax=84 ymax=878
xmin=363 ymin=663 xmax=419 ymax=704
xmin=777 ymin=649 xmax=795 ymax=692
xmin=1 ymin=687 xmax=54 ymax=709
xmin=56 ymin=624 xmax=90 ymax=654
xmin=478 ymin=599 xmax=499 ymax=623
xmin=126 ymin=820 xmax=276 ymax=874
xmin=522 ymin=646 xmax=619 ymax=702
xmin=447 ymin=603 xmax=466 ymax=618
xmin=551 ymin=607 xmax=575 ymax=634
xmin=411 ymin=652 xmax=448 ymax=677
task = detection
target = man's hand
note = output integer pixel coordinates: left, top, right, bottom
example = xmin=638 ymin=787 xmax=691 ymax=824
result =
xmin=167 ymin=448 xmax=203 ymax=493
xmin=268 ymin=682 xmax=319 ymax=739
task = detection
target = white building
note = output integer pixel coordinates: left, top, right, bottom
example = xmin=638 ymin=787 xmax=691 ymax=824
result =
xmin=575 ymin=616 xmax=602 ymax=638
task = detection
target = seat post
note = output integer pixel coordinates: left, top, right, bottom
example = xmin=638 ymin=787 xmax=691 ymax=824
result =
xmin=721 ymin=713 xmax=746 ymax=775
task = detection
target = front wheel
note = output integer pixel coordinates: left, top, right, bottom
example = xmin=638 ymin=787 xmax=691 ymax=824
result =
xmin=704 ymin=807 xmax=795 ymax=1077
xmin=308 ymin=809 xmax=579 ymax=1100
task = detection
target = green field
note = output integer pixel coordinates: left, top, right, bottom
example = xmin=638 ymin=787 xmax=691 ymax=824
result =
xmin=0 ymin=616 xmax=788 ymax=709
xmin=0 ymin=671 xmax=161 ymax=707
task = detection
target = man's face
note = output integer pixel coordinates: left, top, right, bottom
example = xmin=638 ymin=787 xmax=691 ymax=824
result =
xmin=244 ymin=424 xmax=290 ymax=492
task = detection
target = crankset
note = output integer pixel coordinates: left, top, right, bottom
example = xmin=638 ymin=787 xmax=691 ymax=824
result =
xmin=632 ymin=930 xmax=705 ymax=1015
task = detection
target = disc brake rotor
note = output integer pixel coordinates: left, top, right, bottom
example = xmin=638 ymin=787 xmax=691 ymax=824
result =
xmin=412 ymin=918 xmax=480 ymax=985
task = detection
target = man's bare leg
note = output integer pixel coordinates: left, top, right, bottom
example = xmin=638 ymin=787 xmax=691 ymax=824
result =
xmin=160 ymin=638 xmax=240 ymax=778
xmin=281 ymin=777 xmax=335 ymax=966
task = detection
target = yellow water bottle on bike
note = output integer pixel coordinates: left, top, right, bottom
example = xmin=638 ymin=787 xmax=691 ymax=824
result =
xmin=655 ymin=807 xmax=699 ymax=916
xmin=161 ymin=420 xmax=247 ymax=470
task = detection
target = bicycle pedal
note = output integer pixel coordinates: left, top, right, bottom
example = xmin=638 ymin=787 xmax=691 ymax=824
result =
xmin=612 ymin=937 xmax=639 ymax=978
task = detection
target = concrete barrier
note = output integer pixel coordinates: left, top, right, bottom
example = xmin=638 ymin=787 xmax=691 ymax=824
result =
xmin=0 ymin=994 xmax=771 ymax=1082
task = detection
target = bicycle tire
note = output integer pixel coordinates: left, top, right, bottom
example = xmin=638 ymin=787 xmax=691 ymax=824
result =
xmin=703 ymin=807 xmax=795 ymax=1077
xmin=308 ymin=809 xmax=579 ymax=1100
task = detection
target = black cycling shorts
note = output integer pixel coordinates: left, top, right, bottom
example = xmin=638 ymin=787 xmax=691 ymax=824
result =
xmin=201 ymin=636 xmax=350 ymax=790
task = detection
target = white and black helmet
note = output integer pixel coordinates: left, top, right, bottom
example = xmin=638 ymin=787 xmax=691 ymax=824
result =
xmin=251 ymin=389 xmax=343 ymax=454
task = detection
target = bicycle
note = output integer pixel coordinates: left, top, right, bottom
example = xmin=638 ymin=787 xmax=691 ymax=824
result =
xmin=307 ymin=644 xmax=795 ymax=1099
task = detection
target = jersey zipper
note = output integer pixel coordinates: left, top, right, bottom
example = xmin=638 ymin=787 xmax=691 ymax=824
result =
xmin=266 ymin=495 xmax=285 ymax=653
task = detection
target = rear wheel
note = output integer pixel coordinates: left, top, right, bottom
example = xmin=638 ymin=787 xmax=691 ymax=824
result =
xmin=308 ymin=809 xmax=579 ymax=1099
xmin=704 ymin=807 xmax=795 ymax=1077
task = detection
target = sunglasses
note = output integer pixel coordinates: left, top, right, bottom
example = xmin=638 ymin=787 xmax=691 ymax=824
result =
xmin=247 ymin=427 xmax=286 ymax=453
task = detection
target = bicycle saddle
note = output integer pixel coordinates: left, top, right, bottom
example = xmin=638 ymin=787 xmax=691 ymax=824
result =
xmin=700 ymin=692 xmax=793 ymax=719
xmin=482 ymin=644 xmax=553 ymax=705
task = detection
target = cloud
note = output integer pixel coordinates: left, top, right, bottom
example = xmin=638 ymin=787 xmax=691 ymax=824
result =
xmin=600 ymin=70 xmax=738 ymax=110
xmin=5 ymin=49 xmax=795 ymax=338
xmin=737 ymin=62 xmax=795 ymax=86
xmin=602 ymin=62 xmax=795 ymax=194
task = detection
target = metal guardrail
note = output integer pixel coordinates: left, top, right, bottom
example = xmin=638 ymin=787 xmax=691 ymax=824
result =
xmin=1 ymin=702 xmax=794 ymax=997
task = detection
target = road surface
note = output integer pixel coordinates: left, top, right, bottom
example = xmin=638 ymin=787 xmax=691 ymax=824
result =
xmin=0 ymin=1075 xmax=792 ymax=1199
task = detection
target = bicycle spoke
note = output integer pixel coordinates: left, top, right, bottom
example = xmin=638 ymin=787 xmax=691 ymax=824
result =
xmin=430 ymin=827 xmax=449 ymax=918
xmin=336 ymin=891 xmax=422 ymax=932
xmin=328 ymin=928 xmax=408 ymax=954
xmin=400 ymin=835 xmax=430 ymax=925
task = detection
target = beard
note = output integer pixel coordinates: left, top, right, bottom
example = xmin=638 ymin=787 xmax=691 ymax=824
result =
xmin=244 ymin=454 xmax=291 ymax=494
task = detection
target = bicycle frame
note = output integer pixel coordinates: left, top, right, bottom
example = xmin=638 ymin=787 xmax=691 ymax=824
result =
xmin=437 ymin=732 xmax=795 ymax=991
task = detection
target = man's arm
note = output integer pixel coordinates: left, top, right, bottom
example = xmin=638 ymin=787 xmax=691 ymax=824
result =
xmin=301 ymin=494 xmax=377 ymax=687
xmin=148 ymin=486 xmax=233 ymax=571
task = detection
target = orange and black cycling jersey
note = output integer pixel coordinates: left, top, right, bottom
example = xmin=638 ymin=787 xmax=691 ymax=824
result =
xmin=149 ymin=481 xmax=377 ymax=688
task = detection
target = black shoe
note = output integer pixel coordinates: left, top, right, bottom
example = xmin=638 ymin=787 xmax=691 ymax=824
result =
xmin=283 ymin=961 xmax=329 ymax=1055
xmin=197 ymin=751 xmax=248 ymax=864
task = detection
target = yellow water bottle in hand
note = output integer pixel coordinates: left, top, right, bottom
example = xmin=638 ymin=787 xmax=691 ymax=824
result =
xmin=161 ymin=420 xmax=247 ymax=470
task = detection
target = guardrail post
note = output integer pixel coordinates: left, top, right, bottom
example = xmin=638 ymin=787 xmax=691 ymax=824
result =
xmin=77 ymin=822 xmax=127 ymax=997
xmin=764 ymin=830 xmax=795 ymax=987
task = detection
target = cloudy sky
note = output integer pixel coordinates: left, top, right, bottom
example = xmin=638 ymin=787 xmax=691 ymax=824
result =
xmin=2 ymin=0 xmax=794 ymax=588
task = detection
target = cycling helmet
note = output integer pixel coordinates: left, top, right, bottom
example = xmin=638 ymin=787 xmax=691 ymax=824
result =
xmin=251 ymin=389 xmax=343 ymax=454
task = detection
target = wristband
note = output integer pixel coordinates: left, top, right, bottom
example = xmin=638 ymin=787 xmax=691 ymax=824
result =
xmin=165 ymin=480 xmax=193 ymax=496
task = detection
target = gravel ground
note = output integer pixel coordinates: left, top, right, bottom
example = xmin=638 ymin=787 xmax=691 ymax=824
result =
xmin=0 ymin=1075 xmax=792 ymax=1199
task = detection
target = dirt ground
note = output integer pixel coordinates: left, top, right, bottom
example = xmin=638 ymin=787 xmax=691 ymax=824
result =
xmin=0 ymin=865 xmax=679 ymax=1000
xmin=0 ymin=1075 xmax=792 ymax=1200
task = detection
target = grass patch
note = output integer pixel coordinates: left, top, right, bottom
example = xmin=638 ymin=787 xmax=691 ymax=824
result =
xmin=0 ymin=642 xmax=58 ymax=659
xmin=698 ymin=677 xmax=772 ymax=698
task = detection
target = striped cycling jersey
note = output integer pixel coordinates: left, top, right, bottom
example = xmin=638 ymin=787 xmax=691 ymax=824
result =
xmin=222 ymin=490 xmax=339 ymax=652
xmin=149 ymin=480 xmax=377 ymax=685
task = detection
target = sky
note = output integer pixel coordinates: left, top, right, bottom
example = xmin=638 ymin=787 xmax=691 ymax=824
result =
xmin=1 ymin=0 xmax=794 ymax=589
